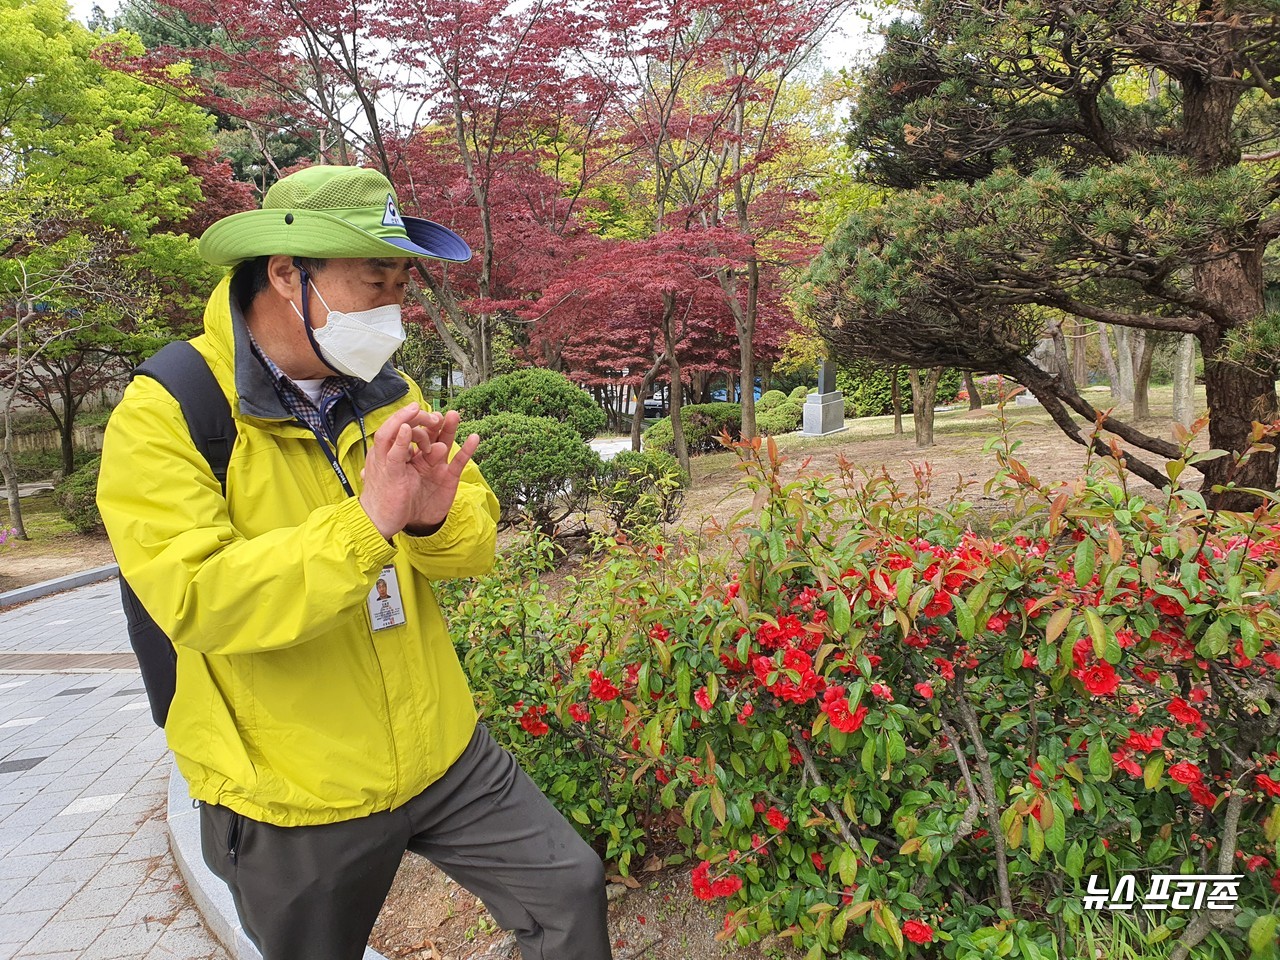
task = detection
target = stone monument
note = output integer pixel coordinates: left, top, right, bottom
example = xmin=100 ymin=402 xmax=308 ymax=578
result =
xmin=802 ymin=359 xmax=847 ymax=436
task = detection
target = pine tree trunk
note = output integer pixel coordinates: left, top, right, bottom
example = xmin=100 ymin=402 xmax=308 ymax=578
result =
xmin=963 ymin=371 xmax=982 ymax=410
xmin=1097 ymin=324 xmax=1121 ymax=400
xmin=891 ymin=370 xmax=903 ymax=435
xmin=1172 ymin=334 xmax=1197 ymax=429
xmin=1114 ymin=327 xmax=1135 ymax=402
xmin=1132 ymin=332 xmax=1156 ymax=421
xmin=1071 ymin=319 xmax=1089 ymax=387
xmin=908 ymin=367 xmax=941 ymax=447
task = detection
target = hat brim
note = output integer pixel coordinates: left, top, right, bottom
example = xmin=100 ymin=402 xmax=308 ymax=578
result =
xmin=198 ymin=208 xmax=472 ymax=267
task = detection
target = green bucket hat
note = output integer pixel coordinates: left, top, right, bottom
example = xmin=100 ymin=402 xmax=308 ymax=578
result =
xmin=198 ymin=165 xmax=472 ymax=266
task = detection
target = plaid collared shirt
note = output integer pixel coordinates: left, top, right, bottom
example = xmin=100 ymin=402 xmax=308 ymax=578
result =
xmin=246 ymin=330 xmax=362 ymax=443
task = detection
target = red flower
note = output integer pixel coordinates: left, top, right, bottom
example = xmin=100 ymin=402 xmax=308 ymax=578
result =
xmin=923 ymin=591 xmax=953 ymax=618
xmin=914 ymin=682 xmax=934 ymax=700
xmin=765 ymin=807 xmax=790 ymax=831
xmin=811 ymin=852 xmax=825 ymax=871
xmin=1152 ymin=593 xmax=1186 ymax=616
xmin=694 ymin=687 xmax=712 ymax=711
xmin=568 ymin=703 xmax=591 ymax=723
xmin=1255 ymin=773 xmax=1280 ymax=798
xmin=518 ymin=706 xmax=549 ymax=736
xmin=1246 ymin=855 xmax=1269 ymax=872
xmin=1022 ymin=651 xmax=1038 ymax=669
xmin=737 ymin=702 xmax=754 ymax=724
xmin=568 ymin=643 xmax=588 ymax=665
xmin=987 ymin=612 xmax=1012 ymax=634
xmin=690 ymin=861 xmax=742 ymax=901
xmin=1124 ymin=728 xmax=1166 ymax=753
xmin=1188 ymin=782 xmax=1217 ymax=808
xmin=821 ymin=686 xmax=869 ymax=734
xmin=1074 ymin=662 xmax=1119 ymax=697
xmin=649 ymin=624 xmax=670 ymax=642
xmin=1167 ymin=697 xmax=1202 ymax=726
xmin=870 ymin=682 xmax=894 ymax=701
xmin=902 ymin=919 xmax=934 ymax=944
xmin=589 ymin=670 xmax=620 ymax=702
xmin=1169 ymin=761 xmax=1203 ymax=785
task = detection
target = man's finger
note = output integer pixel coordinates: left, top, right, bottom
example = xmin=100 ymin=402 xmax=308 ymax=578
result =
xmin=387 ymin=422 xmax=414 ymax=463
xmin=374 ymin=402 xmax=421 ymax=451
xmin=447 ymin=433 xmax=480 ymax=476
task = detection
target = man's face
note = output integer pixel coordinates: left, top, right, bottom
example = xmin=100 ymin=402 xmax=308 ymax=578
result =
xmin=306 ymin=257 xmax=414 ymax=327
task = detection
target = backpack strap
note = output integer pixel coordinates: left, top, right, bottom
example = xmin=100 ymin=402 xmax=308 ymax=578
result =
xmin=134 ymin=341 xmax=236 ymax=490
xmin=122 ymin=341 xmax=236 ymax=728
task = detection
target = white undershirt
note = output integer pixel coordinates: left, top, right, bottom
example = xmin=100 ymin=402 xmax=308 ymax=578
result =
xmin=293 ymin=378 xmax=326 ymax=406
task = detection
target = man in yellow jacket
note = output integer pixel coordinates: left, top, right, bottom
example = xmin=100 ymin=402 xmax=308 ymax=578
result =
xmin=97 ymin=166 xmax=611 ymax=960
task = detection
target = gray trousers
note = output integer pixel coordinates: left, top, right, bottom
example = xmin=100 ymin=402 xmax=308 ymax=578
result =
xmin=199 ymin=724 xmax=612 ymax=960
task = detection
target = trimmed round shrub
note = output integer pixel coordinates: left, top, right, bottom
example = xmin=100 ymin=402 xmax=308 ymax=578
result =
xmin=57 ymin=456 xmax=102 ymax=533
xmin=595 ymin=449 xmax=689 ymax=531
xmin=755 ymin=400 xmax=803 ymax=436
xmin=450 ymin=368 xmax=606 ymax=441
xmin=642 ymin=402 xmax=741 ymax=456
xmin=471 ymin=413 xmax=601 ymax=530
xmin=755 ymin=390 xmax=789 ymax=414
xmin=788 ymin=385 xmax=810 ymax=403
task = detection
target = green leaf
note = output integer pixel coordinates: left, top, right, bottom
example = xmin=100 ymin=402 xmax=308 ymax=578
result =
xmin=1199 ymin=617 xmax=1230 ymax=658
xmin=1044 ymin=801 xmax=1066 ymax=853
xmin=1088 ymin=736 xmax=1113 ymax=780
xmin=1074 ymin=538 xmax=1097 ymax=586
xmin=831 ymin=591 xmax=851 ymax=634
xmin=954 ymin=595 xmax=975 ymax=640
xmin=1144 ymin=754 xmax=1164 ymax=790
xmin=1249 ymin=914 xmax=1278 ymax=955
xmin=1028 ymin=815 xmax=1044 ymax=862
xmin=1065 ymin=840 xmax=1085 ymax=879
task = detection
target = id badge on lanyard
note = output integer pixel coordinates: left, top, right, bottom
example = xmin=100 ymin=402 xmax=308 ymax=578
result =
xmin=368 ymin=564 xmax=407 ymax=631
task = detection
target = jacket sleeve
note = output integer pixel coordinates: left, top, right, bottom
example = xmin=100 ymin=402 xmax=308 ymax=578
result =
xmin=97 ymin=377 xmax=396 ymax=656
xmin=399 ymin=450 xmax=500 ymax=580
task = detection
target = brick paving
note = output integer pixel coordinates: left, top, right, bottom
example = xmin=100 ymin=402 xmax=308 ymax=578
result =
xmin=0 ymin=580 xmax=227 ymax=959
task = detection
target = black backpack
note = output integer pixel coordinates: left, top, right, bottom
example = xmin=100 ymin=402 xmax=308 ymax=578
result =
xmin=118 ymin=341 xmax=236 ymax=727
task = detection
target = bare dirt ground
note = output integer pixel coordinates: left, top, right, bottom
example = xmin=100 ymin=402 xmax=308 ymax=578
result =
xmin=0 ymin=529 xmax=115 ymax=594
xmin=4 ymin=398 xmax=1197 ymax=958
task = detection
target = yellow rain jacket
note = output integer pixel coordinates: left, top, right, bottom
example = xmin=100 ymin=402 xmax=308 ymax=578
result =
xmin=97 ymin=277 xmax=499 ymax=826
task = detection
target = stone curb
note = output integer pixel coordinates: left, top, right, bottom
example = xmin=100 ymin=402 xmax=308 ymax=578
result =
xmin=167 ymin=763 xmax=388 ymax=960
xmin=0 ymin=563 xmax=120 ymax=607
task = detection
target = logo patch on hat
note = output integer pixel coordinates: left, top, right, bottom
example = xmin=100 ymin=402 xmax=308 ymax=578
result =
xmin=382 ymin=195 xmax=405 ymax=228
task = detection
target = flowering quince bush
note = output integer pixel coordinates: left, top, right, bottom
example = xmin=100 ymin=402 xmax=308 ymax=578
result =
xmin=442 ymin=423 xmax=1280 ymax=960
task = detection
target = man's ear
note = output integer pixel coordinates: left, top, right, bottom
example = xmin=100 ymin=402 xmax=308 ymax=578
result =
xmin=265 ymin=254 xmax=300 ymax=302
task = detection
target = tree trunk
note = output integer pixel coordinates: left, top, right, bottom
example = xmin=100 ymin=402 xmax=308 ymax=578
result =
xmin=908 ymin=367 xmax=942 ymax=447
xmin=1071 ymin=319 xmax=1089 ymax=387
xmin=631 ymin=356 xmax=666 ymax=452
xmin=0 ymin=398 xmax=27 ymax=540
xmin=1132 ymin=331 xmax=1156 ymax=421
xmin=963 ymin=371 xmax=982 ymax=410
xmin=1172 ymin=334 xmax=1197 ymax=429
xmin=662 ymin=293 xmax=690 ymax=475
xmin=891 ymin=369 xmax=903 ymax=435
xmin=1113 ymin=327 xmax=1135 ymax=402
xmin=1097 ymin=324 xmax=1121 ymax=400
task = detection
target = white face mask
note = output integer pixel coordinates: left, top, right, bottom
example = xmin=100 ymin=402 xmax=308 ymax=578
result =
xmin=292 ymin=279 xmax=405 ymax=382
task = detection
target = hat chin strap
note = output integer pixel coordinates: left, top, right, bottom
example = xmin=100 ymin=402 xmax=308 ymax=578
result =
xmin=295 ymin=262 xmax=345 ymax=378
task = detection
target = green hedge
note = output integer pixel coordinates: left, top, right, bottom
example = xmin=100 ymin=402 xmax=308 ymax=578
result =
xmin=471 ymin=413 xmax=601 ymax=529
xmin=56 ymin=456 xmax=102 ymax=533
xmin=450 ymin=368 xmax=606 ymax=441
xmin=642 ymin=402 xmax=742 ymax=456
xmin=837 ymin=367 xmax=963 ymax=418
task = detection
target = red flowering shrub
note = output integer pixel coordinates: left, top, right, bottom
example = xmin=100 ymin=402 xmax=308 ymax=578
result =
xmin=445 ymin=426 xmax=1280 ymax=958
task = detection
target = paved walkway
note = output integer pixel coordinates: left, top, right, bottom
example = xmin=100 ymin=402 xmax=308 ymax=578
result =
xmin=0 ymin=580 xmax=227 ymax=960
